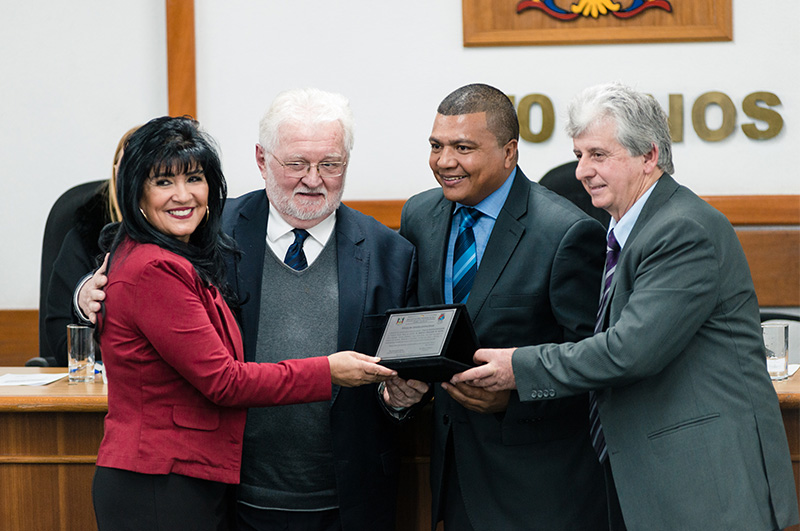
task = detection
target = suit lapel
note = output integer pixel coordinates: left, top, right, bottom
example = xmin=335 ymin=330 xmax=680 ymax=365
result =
xmin=335 ymin=205 xmax=367 ymax=351
xmin=467 ymin=169 xmax=528 ymax=322
xmin=625 ymin=174 xmax=678 ymax=250
xmin=604 ymin=174 xmax=678 ymax=325
xmin=428 ymin=198 xmax=452 ymax=305
xmin=232 ymin=193 xmax=269 ymax=362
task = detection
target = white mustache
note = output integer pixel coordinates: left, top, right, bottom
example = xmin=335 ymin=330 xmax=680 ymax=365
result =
xmin=293 ymin=185 xmax=327 ymax=198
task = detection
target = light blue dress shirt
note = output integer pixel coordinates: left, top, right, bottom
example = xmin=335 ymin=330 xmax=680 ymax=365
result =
xmin=607 ymin=179 xmax=658 ymax=250
xmin=444 ymin=168 xmax=517 ymax=304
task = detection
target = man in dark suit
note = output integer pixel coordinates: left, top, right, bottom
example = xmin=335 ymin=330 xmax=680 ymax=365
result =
xmin=224 ymin=88 xmax=416 ymax=531
xmin=385 ymin=83 xmax=608 ymax=530
xmin=78 ymin=88 xmax=417 ymax=531
xmin=455 ymin=82 xmax=799 ymax=530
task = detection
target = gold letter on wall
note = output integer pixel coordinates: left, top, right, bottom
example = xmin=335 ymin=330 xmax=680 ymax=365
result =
xmin=692 ymin=91 xmax=736 ymax=142
xmin=518 ymin=94 xmax=555 ymax=143
xmin=741 ymin=92 xmax=783 ymax=140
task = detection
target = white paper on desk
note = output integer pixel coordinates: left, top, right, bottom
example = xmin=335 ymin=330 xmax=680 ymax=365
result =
xmin=789 ymin=364 xmax=800 ymax=377
xmin=0 ymin=373 xmax=69 ymax=386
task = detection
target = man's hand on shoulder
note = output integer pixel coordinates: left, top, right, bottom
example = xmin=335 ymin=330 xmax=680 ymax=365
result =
xmin=78 ymin=254 xmax=109 ymax=324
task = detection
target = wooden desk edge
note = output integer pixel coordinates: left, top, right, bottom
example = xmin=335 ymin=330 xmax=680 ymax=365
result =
xmin=0 ymin=396 xmax=108 ymax=412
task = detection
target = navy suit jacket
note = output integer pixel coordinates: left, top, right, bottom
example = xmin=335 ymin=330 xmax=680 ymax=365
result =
xmin=401 ymin=169 xmax=609 ymax=530
xmin=222 ymin=190 xmax=417 ymax=530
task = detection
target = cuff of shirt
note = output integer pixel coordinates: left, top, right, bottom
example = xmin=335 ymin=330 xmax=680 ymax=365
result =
xmin=378 ymin=382 xmax=409 ymax=420
xmin=72 ymin=273 xmax=93 ymax=324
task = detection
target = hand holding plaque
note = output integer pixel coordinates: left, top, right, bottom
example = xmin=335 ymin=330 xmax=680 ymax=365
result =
xmin=376 ymin=304 xmax=480 ymax=382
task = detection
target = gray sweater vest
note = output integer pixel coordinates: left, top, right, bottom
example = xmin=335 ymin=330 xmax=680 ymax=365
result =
xmin=237 ymin=235 xmax=339 ymax=511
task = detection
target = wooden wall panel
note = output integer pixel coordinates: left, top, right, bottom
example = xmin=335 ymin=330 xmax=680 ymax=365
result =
xmin=0 ymin=310 xmax=38 ymax=366
xmin=166 ymin=0 xmax=196 ymax=118
xmin=737 ymin=231 xmax=800 ymax=307
xmin=705 ymin=195 xmax=800 ymax=226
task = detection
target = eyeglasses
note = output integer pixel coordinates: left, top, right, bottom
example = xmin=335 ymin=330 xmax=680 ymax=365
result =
xmin=268 ymin=152 xmax=347 ymax=179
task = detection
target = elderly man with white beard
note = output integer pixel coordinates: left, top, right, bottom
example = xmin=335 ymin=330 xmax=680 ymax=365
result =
xmin=221 ymin=88 xmax=417 ymax=531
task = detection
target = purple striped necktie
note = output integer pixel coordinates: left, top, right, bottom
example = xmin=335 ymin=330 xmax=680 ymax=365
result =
xmin=589 ymin=229 xmax=620 ymax=463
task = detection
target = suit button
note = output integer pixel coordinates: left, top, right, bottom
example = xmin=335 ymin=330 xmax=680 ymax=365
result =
xmin=531 ymin=391 xmax=538 ymax=399
xmin=443 ymin=414 xmax=450 ymax=425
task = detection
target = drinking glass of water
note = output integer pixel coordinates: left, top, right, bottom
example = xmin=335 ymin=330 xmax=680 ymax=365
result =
xmin=67 ymin=324 xmax=95 ymax=383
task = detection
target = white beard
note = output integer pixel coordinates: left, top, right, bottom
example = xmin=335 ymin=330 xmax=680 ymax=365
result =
xmin=265 ymin=173 xmax=343 ymax=221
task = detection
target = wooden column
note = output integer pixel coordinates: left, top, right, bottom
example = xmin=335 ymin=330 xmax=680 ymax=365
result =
xmin=166 ymin=0 xmax=197 ymax=118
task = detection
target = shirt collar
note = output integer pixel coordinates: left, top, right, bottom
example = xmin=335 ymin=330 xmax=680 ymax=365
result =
xmin=454 ymin=167 xmax=517 ymax=220
xmin=267 ymin=200 xmax=337 ymax=247
xmin=608 ymin=179 xmax=658 ymax=249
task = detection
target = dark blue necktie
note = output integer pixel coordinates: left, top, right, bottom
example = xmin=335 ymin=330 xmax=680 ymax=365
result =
xmin=284 ymin=229 xmax=309 ymax=271
xmin=589 ymin=229 xmax=620 ymax=463
xmin=452 ymin=208 xmax=482 ymax=304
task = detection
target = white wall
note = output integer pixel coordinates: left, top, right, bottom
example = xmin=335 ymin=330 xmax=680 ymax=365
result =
xmin=195 ymin=0 xmax=800 ymax=200
xmin=0 ymin=1 xmax=166 ymax=308
xmin=2 ymin=0 xmax=798 ymax=309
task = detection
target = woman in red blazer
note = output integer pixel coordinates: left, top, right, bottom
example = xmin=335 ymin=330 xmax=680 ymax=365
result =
xmin=91 ymin=117 xmax=395 ymax=530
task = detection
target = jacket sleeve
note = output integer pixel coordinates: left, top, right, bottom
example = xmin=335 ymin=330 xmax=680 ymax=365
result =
xmin=45 ymin=228 xmax=96 ymax=366
xmin=514 ymin=215 xmax=719 ymax=398
xmin=131 ymin=258 xmax=332 ymax=407
xmin=549 ymin=217 xmax=606 ymax=342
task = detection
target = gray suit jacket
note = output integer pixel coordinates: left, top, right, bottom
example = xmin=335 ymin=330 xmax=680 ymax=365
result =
xmin=514 ymin=174 xmax=799 ymax=530
xmin=401 ymin=169 xmax=609 ymax=530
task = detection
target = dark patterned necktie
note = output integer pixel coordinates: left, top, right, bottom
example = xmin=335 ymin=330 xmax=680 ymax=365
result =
xmin=589 ymin=229 xmax=620 ymax=463
xmin=452 ymin=208 xmax=482 ymax=304
xmin=284 ymin=229 xmax=309 ymax=271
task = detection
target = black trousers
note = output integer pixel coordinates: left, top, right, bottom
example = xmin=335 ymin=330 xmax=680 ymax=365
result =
xmin=441 ymin=434 xmax=475 ymax=531
xmin=92 ymin=466 xmax=233 ymax=531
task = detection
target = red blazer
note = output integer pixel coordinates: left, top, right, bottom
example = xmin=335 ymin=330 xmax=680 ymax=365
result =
xmin=96 ymin=239 xmax=331 ymax=484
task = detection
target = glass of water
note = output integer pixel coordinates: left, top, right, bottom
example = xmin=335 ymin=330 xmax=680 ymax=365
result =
xmin=67 ymin=324 xmax=95 ymax=383
xmin=762 ymin=323 xmax=789 ymax=381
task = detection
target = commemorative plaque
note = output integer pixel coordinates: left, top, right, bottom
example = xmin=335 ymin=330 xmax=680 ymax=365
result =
xmin=376 ymin=304 xmax=479 ymax=382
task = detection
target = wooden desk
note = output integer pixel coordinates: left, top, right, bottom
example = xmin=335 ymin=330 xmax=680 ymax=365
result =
xmin=0 ymin=367 xmax=106 ymax=531
xmin=1 ymin=367 xmax=799 ymax=530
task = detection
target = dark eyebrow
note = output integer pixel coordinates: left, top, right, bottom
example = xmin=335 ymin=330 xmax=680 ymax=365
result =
xmin=429 ymin=136 xmax=478 ymax=147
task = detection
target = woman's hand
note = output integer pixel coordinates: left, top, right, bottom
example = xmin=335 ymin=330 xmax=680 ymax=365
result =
xmin=328 ymin=351 xmax=397 ymax=387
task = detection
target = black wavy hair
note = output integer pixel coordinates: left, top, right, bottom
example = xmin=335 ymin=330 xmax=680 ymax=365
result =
xmin=102 ymin=116 xmax=239 ymax=306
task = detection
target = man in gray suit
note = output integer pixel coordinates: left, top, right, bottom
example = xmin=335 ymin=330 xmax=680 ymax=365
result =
xmin=385 ymin=83 xmax=608 ymax=530
xmin=455 ymin=82 xmax=799 ymax=530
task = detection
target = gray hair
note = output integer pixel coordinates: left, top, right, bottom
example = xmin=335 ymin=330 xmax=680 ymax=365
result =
xmin=258 ymin=88 xmax=354 ymax=154
xmin=566 ymin=82 xmax=674 ymax=174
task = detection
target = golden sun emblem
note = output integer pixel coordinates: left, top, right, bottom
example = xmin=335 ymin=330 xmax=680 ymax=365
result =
xmin=571 ymin=0 xmax=621 ymax=18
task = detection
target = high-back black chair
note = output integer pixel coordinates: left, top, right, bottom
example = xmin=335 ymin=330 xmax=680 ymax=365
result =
xmin=34 ymin=181 xmax=106 ymax=366
xmin=539 ymin=161 xmax=611 ymax=229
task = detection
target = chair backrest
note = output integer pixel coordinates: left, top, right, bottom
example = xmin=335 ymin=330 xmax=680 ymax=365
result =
xmin=538 ymin=161 xmax=611 ymax=229
xmin=38 ymin=180 xmax=106 ymax=361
